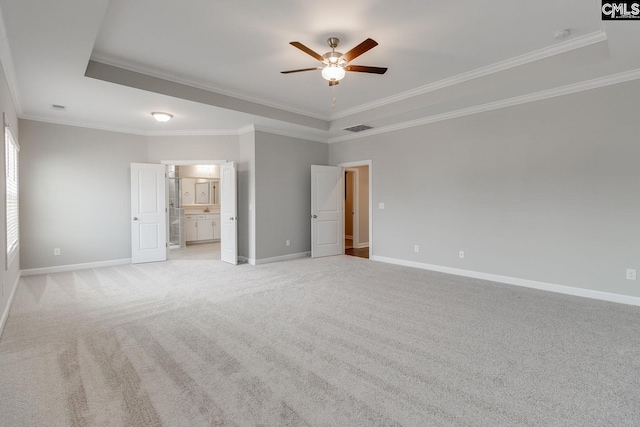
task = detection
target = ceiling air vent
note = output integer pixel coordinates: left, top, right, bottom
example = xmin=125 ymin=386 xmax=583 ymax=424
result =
xmin=50 ymin=104 xmax=67 ymax=111
xmin=343 ymin=124 xmax=373 ymax=133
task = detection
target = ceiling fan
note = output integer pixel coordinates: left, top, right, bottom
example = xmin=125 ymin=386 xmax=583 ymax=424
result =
xmin=281 ymin=37 xmax=387 ymax=86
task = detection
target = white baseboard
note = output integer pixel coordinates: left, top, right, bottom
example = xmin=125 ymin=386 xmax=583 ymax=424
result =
xmin=255 ymin=252 xmax=311 ymax=265
xmin=355 ymin=242 xmax=370 ymax=249
xmin=238 ymin=256 xmax=255 ymax=265
xmin=21 ymin=258 xmax=132 ymax=276
xmin=0 ymin=272 xmax=21 ymax=338
xmin=345 ymin=235 xmax=353 ymax=239
xmin=371 ymin=255 xmax=640 ymax=307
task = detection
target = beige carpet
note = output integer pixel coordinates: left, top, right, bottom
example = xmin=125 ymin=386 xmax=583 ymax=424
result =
xmin=1 ymin=255 xmax=639 ymax=426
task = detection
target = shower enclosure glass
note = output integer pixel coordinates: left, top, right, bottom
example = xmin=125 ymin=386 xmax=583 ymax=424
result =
xmin=168 ymin=176 xmax=185 ymax=248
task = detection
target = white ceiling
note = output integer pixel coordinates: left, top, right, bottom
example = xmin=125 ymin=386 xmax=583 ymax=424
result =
xmin=1 ymin=0 xmax=639 ymax=142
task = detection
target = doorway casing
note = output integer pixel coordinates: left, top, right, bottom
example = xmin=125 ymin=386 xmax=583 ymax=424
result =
xmin=161 ymin=159 xmax=228 ymax=261
xmin=344 ymin=168 xmax=358 ymax=247
xmin=338 ymin=160 xmax=373 ymax=257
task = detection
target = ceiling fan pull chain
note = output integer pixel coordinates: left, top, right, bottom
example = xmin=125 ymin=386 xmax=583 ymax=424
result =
xmin=330 ymin=83 xmax=338 ymax=109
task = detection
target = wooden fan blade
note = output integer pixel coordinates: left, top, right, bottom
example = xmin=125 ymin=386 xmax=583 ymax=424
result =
xmin=345 ymin=65 xmax=387 ymax=74
xmin=329 ymin=80 xmax=339 ymax=87
xmin=290 ymin=42 xmax=324 ymax=62
xmin=341 ymin=38 xmax=378 ymax=63
xmin=281 ymin=67 xmax=321 ymax=74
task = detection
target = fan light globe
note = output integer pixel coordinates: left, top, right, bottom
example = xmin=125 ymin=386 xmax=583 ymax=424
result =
xmin=322 ymin=64 xmax=346 ymax=82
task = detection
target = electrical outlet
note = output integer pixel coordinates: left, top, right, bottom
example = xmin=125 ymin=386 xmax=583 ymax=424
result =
xmin=414 ymin=245 xmax=419 ymax=253
xmin=459 ymin=250 xmax=465 ymax=259
xmin=54 ymin=248 xmax=61 ymax=256
xmin=626 ymin=269 xmax=636 ymax=280
xmin=286 ymin=240 xmax=291 ymax=247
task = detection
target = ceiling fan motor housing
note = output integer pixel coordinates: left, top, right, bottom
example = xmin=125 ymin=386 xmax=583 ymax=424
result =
xmin=324 ymin=38 xmax=345 ymax=66
xmin=323 ymin=51 xmax=345 ymax=66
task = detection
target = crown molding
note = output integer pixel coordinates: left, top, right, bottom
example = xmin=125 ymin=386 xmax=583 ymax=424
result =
xmin=89 ymin=53 xmax=330 ymax=122
xmin=145 ymin=129 xmax=240 ymax=137
xmin=19 ymin=114 xmax=330 ymax=142
xmin=0 ymin=7 xmax=22 ymax=115
xmin=251 ymin=124 xmax=329 ymax=144
xmin=20 ymin=114 xmax=151 ymax=135
xmin=22 ymin=66 xmax=640 ymax=144
xmin=329 ymin=30 xmax=609 ymax=121
xmin=238 ymin=123 xmax=330 ymax=144
xmin=328 ymin=68 xmax=640 ymax=144
xmin=237 ymin=124 xmax=256 ymax=135
xmin=20 ymin=113 xmax=243 ymax=137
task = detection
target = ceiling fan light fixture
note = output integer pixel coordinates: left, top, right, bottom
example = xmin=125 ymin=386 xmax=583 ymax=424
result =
xmin=151 ymin=112 xmax=173 ymax=122
xmin=322 ymin=64 xmax=345 ymax=82
xmin=282 ymin=37 xmax=384 ymax=84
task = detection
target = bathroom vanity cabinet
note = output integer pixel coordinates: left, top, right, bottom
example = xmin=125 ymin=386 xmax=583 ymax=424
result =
xmin=185 ymin=214 xmax=220 ymax=243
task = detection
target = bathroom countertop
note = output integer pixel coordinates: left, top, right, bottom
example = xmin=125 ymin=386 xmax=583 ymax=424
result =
xmin=184 ymin=210 xmax=220 ymax=215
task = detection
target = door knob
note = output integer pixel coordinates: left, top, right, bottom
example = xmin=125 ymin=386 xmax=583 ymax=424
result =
xmin=230 ymin=217 xmax=235 ymax=221
xmin=312 ymin=215 xmax=317 ymax=218
xmin=133 ymin=217 xmax=138 ymax=220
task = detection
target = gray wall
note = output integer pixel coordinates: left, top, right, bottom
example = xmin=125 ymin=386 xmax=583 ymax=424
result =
xmin=237 ymin=130 xmax=256 ymax=261
xmin=0 ymin=58 xmax=20 ymax=332
xmin=18 ymin=129 xmax=242 ymax=270
xmin=147 ymin=134 xmax=238 ymax=163
xmin=329 ymin=80 xmax=640 ymax=298
xmin=254 ymin=131 xmax=328 ymax=260
xmin=19 ymin=120 xmax=148 ymax=269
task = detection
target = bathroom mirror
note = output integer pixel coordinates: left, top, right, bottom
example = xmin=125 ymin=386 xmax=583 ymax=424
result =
xmin=195 ymin=182 xmax=210 ymax=204
xmin=181 ymin=178 xmax=219 ymax=206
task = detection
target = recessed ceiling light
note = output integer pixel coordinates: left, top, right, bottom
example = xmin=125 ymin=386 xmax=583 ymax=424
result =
xmin=151 ymin=112 xmax=173 ymax=122
xmin=553 ymin=29 xmax=571 ymax=41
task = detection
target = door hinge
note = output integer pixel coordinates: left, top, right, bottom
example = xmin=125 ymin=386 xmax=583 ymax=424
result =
xmin=166 ymin=243 xmax=168 ymax=248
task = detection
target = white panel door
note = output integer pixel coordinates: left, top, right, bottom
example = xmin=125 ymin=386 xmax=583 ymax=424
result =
xmin=131 ymin=163 xmax=167 ymax=264
xmin=311 ymin=165 xmax=343 ymax=258
xmin=220 ymin=161 xmax=238 ymax=265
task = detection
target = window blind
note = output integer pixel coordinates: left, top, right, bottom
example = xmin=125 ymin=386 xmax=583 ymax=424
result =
xmin=5 ymin=123 xmax=18 ymax=264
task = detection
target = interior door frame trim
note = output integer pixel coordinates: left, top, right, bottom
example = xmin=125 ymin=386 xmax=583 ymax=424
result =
xmin=161 ymin=159 xmax=230 ymax=260
xmin=338 ymin=160 xmax=372 ymax=257
xmin=343 ymin=168 xmax=359 ymax=248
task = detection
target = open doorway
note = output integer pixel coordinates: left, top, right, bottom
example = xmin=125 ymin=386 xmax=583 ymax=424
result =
xmin=341 ymin=162 xmax=370 ymax=259
xmin=164 ymin=161 xmax=224 ymax=261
